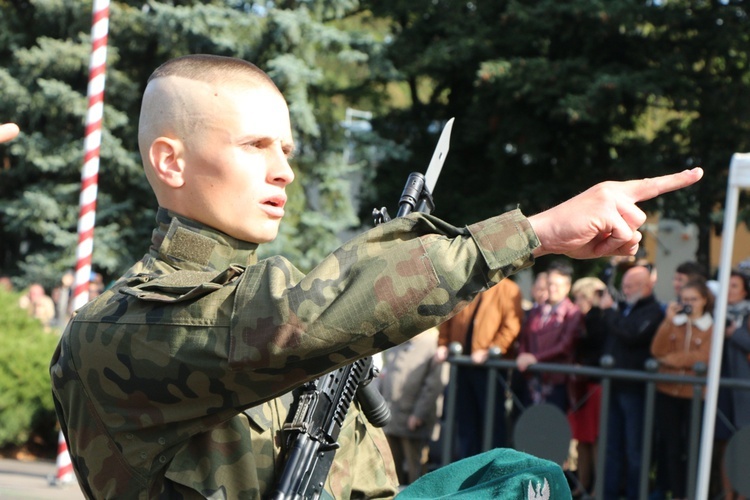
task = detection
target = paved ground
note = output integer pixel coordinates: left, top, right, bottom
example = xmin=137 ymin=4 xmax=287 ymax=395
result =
xmin=0 ymin=458 xmax=84 ymax=499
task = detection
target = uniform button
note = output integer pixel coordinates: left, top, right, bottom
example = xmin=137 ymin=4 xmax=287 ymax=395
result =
xmin=159 ymin=456 xmax=167 ymax=463
xmin=140 ymin=452 xmax=147 ymax=460
xmin=158 ymin=437 xmax=166 ymax=445
xmin=126 ymin=433 xmax=134 ymax=440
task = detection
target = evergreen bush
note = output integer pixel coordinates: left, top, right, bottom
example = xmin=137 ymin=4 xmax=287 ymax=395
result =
xmin=0 ymin=288 xmax=60 ymax=450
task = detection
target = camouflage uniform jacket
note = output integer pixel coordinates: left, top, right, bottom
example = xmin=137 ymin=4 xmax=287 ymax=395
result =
xmin=50 ymin=207 xmax=538 ymax=499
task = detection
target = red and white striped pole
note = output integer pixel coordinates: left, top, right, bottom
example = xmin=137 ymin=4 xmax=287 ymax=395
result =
xmin=50 ymin=431 xmax=75 ymax=486
xmin=55 ymin=2 xmax=111 ymax=488
xmin=72 ymin=0 xmax=110 ymax=313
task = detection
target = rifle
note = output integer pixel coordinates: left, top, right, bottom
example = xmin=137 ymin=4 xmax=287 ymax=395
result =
xmin=270 ymin=118 xmax=455 ymax=500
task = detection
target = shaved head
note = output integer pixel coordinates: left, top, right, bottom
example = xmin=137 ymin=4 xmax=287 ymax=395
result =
xmin=146 ymin=54 xmax=276 ymax=86
xmin=138 ymin=55 xmax=282 ymax=197
xmin=136 ymin=54 xmax=295 ymax=243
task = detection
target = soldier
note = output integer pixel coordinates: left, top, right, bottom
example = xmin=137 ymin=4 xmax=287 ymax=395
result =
xmin=49 ymin=54 xmax=702 ymax=499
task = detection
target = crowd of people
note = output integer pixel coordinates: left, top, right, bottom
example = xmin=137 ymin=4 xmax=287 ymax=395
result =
xmin=1 ymin=270 xmax=106 ymax=332
xmin=378 ymin=256 xmax=750 ymax=499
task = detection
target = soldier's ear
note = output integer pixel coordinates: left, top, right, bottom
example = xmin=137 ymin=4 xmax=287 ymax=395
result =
xmin=149 ymin=137 xmax=185 ymax=189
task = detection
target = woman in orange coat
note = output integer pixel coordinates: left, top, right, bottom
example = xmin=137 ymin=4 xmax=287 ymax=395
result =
xmin=651 ymin=279 xmax=714 ymax=500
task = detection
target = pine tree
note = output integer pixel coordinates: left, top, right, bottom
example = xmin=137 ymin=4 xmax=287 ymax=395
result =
xmin=0 ymin=0 xmax=387 ymax=289
xmin=361 ymin=0 xmax=750 ymax=269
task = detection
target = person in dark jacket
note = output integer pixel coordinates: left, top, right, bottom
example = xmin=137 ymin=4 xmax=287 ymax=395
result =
xmin=600 ymin=265 xmax=665 ymax=500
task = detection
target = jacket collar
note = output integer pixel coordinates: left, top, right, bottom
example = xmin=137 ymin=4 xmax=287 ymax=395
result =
xmin=672 ymin=312 xmax=713 ymax=330
xmin=619 ymin=293 xmax=658 ymax=311
xmin=148 ymin=207 xmax=259 ymax=271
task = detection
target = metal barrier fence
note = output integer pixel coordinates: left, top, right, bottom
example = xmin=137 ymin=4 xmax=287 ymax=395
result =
xmin=441 ymin=343 xmax=750 ymax=499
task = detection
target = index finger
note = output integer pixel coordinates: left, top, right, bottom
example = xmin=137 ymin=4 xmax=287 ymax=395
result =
xmin=621 ymin=167 xmax=704 ymax=203
xmin=0 ymin=123 xmax=20 ymax=143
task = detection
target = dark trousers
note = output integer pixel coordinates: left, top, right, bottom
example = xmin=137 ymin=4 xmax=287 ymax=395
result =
xmin=604 ymin=388 xmax=646 ymax=500
xmin=655 ymin=393 xmax=696 ymax=499
xmin=521 ymin=376 xmax=569 ymax=413
xmin=454 ymin=365 xmax=507 ymax=460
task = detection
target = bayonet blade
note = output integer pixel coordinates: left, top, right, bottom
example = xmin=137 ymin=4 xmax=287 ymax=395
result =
xmin=423 ymin=117 xmax=454 ymax=194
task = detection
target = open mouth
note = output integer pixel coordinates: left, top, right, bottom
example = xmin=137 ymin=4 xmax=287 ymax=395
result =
xmin=263 ymin=195 xmax=286 ymax=209
xmin=261 ymin=195 xmax=287 ymax=217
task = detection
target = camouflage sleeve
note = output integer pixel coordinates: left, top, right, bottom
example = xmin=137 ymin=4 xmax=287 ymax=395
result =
xmin=227 ymin=209 xmax=538 ymax=404
xmin=53 ymin=207 xmax=537 ymax=440
xmin=48 ymin=208 xmax=538 ymax=498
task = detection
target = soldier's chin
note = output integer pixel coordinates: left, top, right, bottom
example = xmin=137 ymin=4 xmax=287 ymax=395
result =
xmin=247 ymin=224 xmax=281 ymax=244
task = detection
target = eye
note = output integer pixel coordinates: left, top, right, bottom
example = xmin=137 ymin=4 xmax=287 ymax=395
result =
xmin=281 ymin=142 xmax=296 ymax=159
xmin=241 ymin=137 xmax=273 ymax=150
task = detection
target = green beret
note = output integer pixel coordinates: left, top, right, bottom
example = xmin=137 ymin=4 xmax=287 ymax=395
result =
xmin=395 ymin=448 xmax=571 ymax=499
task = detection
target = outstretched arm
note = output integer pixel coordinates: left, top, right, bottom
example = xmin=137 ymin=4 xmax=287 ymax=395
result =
xmin=0 ymin=123 xmax=20 ymax=143
xmin=528 ymin=168 xmax=703 ymax=259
